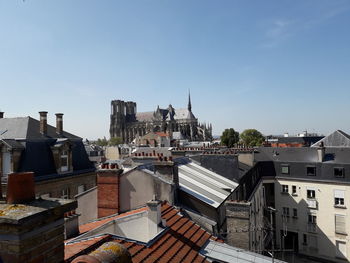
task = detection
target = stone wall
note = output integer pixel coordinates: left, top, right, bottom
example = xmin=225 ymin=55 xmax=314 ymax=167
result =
xmin=226 ymin=201 xmax=251 ymax=250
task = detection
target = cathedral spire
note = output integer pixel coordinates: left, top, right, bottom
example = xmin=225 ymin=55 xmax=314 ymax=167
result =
xmin=188 ymin=91 xmax=192 ymax=112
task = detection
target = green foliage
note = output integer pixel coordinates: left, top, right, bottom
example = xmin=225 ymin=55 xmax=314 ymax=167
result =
xmin=109 ymin=137 xmax=123 ymax=146
xmin=240 ymin=129 xmax=265 ymax=147
xmin=221 ymin=128 xmax=239 ymax=148
xmin=96 ymin=137 xmax=108 ymax=147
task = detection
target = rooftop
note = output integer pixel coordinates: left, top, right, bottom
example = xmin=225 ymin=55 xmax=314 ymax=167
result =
xmin=65 ymin=202 xmax=219 ymax=263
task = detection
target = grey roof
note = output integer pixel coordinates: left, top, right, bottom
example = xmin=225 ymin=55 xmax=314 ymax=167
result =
xmin=311 ymin=130 xmax=350 ymax=147
xmin=136 ymin=111 xmax=154 ymax=122
xmin=255 ymin=147 xmax=350 ymax=164
xmin=178 ymin=160 xmax=238 ymax=208
xmin=200 ymin=240 xmax=286 ymax=263
xmin=1 ymin=139 xmax=25 ymax=149
xmin=0 ymin=117 xmax=80 ymax=139
xmin=173 ymin=108 xmax=196 ymax=120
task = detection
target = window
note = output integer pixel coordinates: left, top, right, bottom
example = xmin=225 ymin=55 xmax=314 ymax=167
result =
xmin=282 ymin=207 xmax=290 ymax=217
xmin=281 ymin=185 xmax=289 ymax=194
xmin=336 ymin=240 xmax=347 ymax=258
xmin=308 ymin=214 xmax=317 ymax=224
xmin=307 ymin=166 xmax=316 ymax=176
xmin=335 ymin=214 xmax=346 ymax=235
xmin=293 ymin=208 xmax=298 ymax=218
xmin=303 ymin=234 xmax=307 ymax=245
xmin=61 ymin=188 xmax=70 ymax=199
xmin=307 ymin=189 xmax=316 ymax=199
xmin=334 ymin=190 xmax=345 ymax=207
xmin=292 ymin=185 xmax=297 ymax=195
xmin=281 ymin=165 xmax=289 ymax=175
xmin=61 ymin=150 xmax=69 ymax=172
xmin=334 ymin=168 xmax=345 ymax=178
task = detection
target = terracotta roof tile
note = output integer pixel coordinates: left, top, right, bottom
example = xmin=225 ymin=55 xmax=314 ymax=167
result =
xmin=65 ymin=202 xmax=214 ymax=263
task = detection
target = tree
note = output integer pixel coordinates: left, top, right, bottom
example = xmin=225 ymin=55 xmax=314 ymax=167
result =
xmin=109 ymin=137 xmax=123 ymax=146
xmin=96 ymin=137 xmax=108 ymax=147
xmin=221 ymin=128 xmax=239 ymax=148
xmin=240 ymin=129 xmax=265 ymax=147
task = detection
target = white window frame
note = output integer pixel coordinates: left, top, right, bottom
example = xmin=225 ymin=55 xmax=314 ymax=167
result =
xmin=335 ymin=214 xmax=346 ymax=235
xmin=334 ymin=190 xmax=345 ymax=207
xmin=60 ymin=150 xmax=69 ymax=172
xmin=281 ymin=185 xmax=289 ymax=194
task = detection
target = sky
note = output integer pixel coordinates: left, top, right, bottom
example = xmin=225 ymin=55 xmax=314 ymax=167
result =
xmin=0 ymin=0 xmax=350 ymax=139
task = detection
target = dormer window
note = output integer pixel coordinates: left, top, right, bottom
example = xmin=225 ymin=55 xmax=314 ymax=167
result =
xmin=60 ymin=150 xmax=69 ymax=172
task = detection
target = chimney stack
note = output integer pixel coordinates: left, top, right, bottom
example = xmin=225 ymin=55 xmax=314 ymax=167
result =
xmin=0 ymin=112 xmax=4 ymax=119
xmin=39 ymin=111 xmax=48 ymax=135
xmin=317 ymin=141 xmax=325 ymax=162
xmin=147 ymin=199 xmax=162 ymax=238
xmin=55 ymin=113 xmax=64 ymax=135
xmin=6 ymin=172 xmax=35 ymax=204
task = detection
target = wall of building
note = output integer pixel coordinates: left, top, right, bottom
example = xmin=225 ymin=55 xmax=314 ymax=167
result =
xmin=75 ymin=187 xmax=98 ymax=225
xmin=119 ymin=169 xmax=174 ymax=213
xmin=274 ymin=178 xmax=350 ymax=262
xmin=35 ymin=172 xmax=96 ymax=199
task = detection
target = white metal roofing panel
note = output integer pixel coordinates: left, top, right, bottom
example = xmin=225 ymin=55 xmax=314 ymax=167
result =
xmin=179 ymin=184 xmax=221 ymax=208
xmin=201 ymin=240 xmax=286 ymax=263
xmin=187 ymin=162 xmax=238 ymax=187
xmin=179 ymin=165 xmax=235 ymax=191
xmin=179 ymin=172 xmax=227 ymax=201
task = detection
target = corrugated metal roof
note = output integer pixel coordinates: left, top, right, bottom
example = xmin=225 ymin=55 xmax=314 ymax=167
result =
xmin=178 ymin=161 xmax=238 ymax=208
xmin=200 ymin=240 xmax=286 ymax=263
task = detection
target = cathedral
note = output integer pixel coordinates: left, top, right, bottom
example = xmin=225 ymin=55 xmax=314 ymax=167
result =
xmin=109 ymin=95 xmax=212 ymax=143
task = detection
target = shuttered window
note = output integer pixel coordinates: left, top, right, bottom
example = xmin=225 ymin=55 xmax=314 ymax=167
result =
xmin=334 ymin=190 xmax=345 ymax=206
xmin=335 ymin=214 xmax=346 ymax=234
xmin=336 ymin=240 xmax=347 ymax=258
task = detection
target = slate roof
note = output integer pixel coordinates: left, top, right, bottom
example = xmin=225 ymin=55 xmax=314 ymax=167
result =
xmin=311 ymin=130 xmax=350 ymax=147
xmin=136 ymin=111 xmax=154 ymax=122
xmin=0 ymin=117 xmax=79 ymax=139
xmin=65 ymin=202 xmax=220 ymax=263
xmin=135 ymin=107 xmax=196 ymax=122
xmin=173 ymin=108 xmax=196 ymax=120
xmin=274 ymin=136 xmax=324 ymax=145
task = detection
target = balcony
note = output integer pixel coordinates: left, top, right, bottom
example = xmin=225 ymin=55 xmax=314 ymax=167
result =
xmin=307 ymin=199 xmax=318 ymax=209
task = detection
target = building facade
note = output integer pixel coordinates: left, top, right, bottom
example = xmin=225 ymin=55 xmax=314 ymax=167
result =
xmin=109 ymin=95 xmax=212 ymax=143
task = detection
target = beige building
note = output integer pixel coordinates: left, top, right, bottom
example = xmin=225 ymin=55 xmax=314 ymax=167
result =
xmin=230 ymin=144 xmax=350 ymax=262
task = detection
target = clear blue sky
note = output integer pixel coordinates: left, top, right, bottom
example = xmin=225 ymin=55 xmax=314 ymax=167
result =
xmin=1 ymin=0 xmax=349 ymax=139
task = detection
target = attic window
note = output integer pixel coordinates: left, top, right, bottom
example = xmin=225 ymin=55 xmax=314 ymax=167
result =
xmin=61 ymin=150 xmax=69 ymax=172
xmin=281 ymin=165 xmax=289 ymax=175
xmin=307 ymin=166 xmax=316 ymax=176
xmin=334 ymin=167 xmax=344 ymax=178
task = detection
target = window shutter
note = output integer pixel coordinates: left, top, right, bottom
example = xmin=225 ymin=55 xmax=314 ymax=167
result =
xmin=335 ymin=214 xmax=346 ymax=234
xmin=334 ymin=190 xmax=345 ymax=199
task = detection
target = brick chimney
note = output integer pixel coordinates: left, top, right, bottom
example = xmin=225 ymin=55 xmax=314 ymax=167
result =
xmin=0 ymin=112 xmax=4 ymax=119
xmin=97 ymin=168 xmax=123 ymax=218
xmin=0 ymin=172 xmax=77 ymax=263
xmin=6 ymin=172 xmax=35 ymax=204
xmin=39 ymin=111 xmax=48 ymax=135
xmin=55 ymin=113 xmax=64 ymax=136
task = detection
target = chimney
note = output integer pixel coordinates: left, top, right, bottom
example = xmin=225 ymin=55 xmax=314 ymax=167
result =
xmin=317 ymin=141 xmax=325 ymax=162
xmin=6 ymin=172 xmax=35 ymax=204
xmin=0 ymin=112 xmax=4 ymax=118
xmin=0 ymin=172 xmax=77 ymax=263
xmin=147 ymin=199 xmax=162 ymax=238
xmin=153 ymin=158 xmax=179 ymax=187
xmin=39 ymin=111 xmax=48 ymax=135
xmin=55 ymin=113 xmax=64 ymax=135
xmin=97 ymin=168 xmax=123 ymax=218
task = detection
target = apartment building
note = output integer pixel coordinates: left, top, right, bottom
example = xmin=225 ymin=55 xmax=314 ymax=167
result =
xmin=230 ymin=140 xmax=350 ymax=262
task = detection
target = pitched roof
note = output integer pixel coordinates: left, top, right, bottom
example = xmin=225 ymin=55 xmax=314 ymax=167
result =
xmin=311 ymin=130 xmax=350 ymax=147
xmin=0 ymin=117 xmax=79 ymax=139
xmin=65 ymin=203 xmax=220 ymax=263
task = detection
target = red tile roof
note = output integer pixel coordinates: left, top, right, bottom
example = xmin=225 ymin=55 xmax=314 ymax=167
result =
xmin=65 ymin=202 xmax=220 ymax=263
